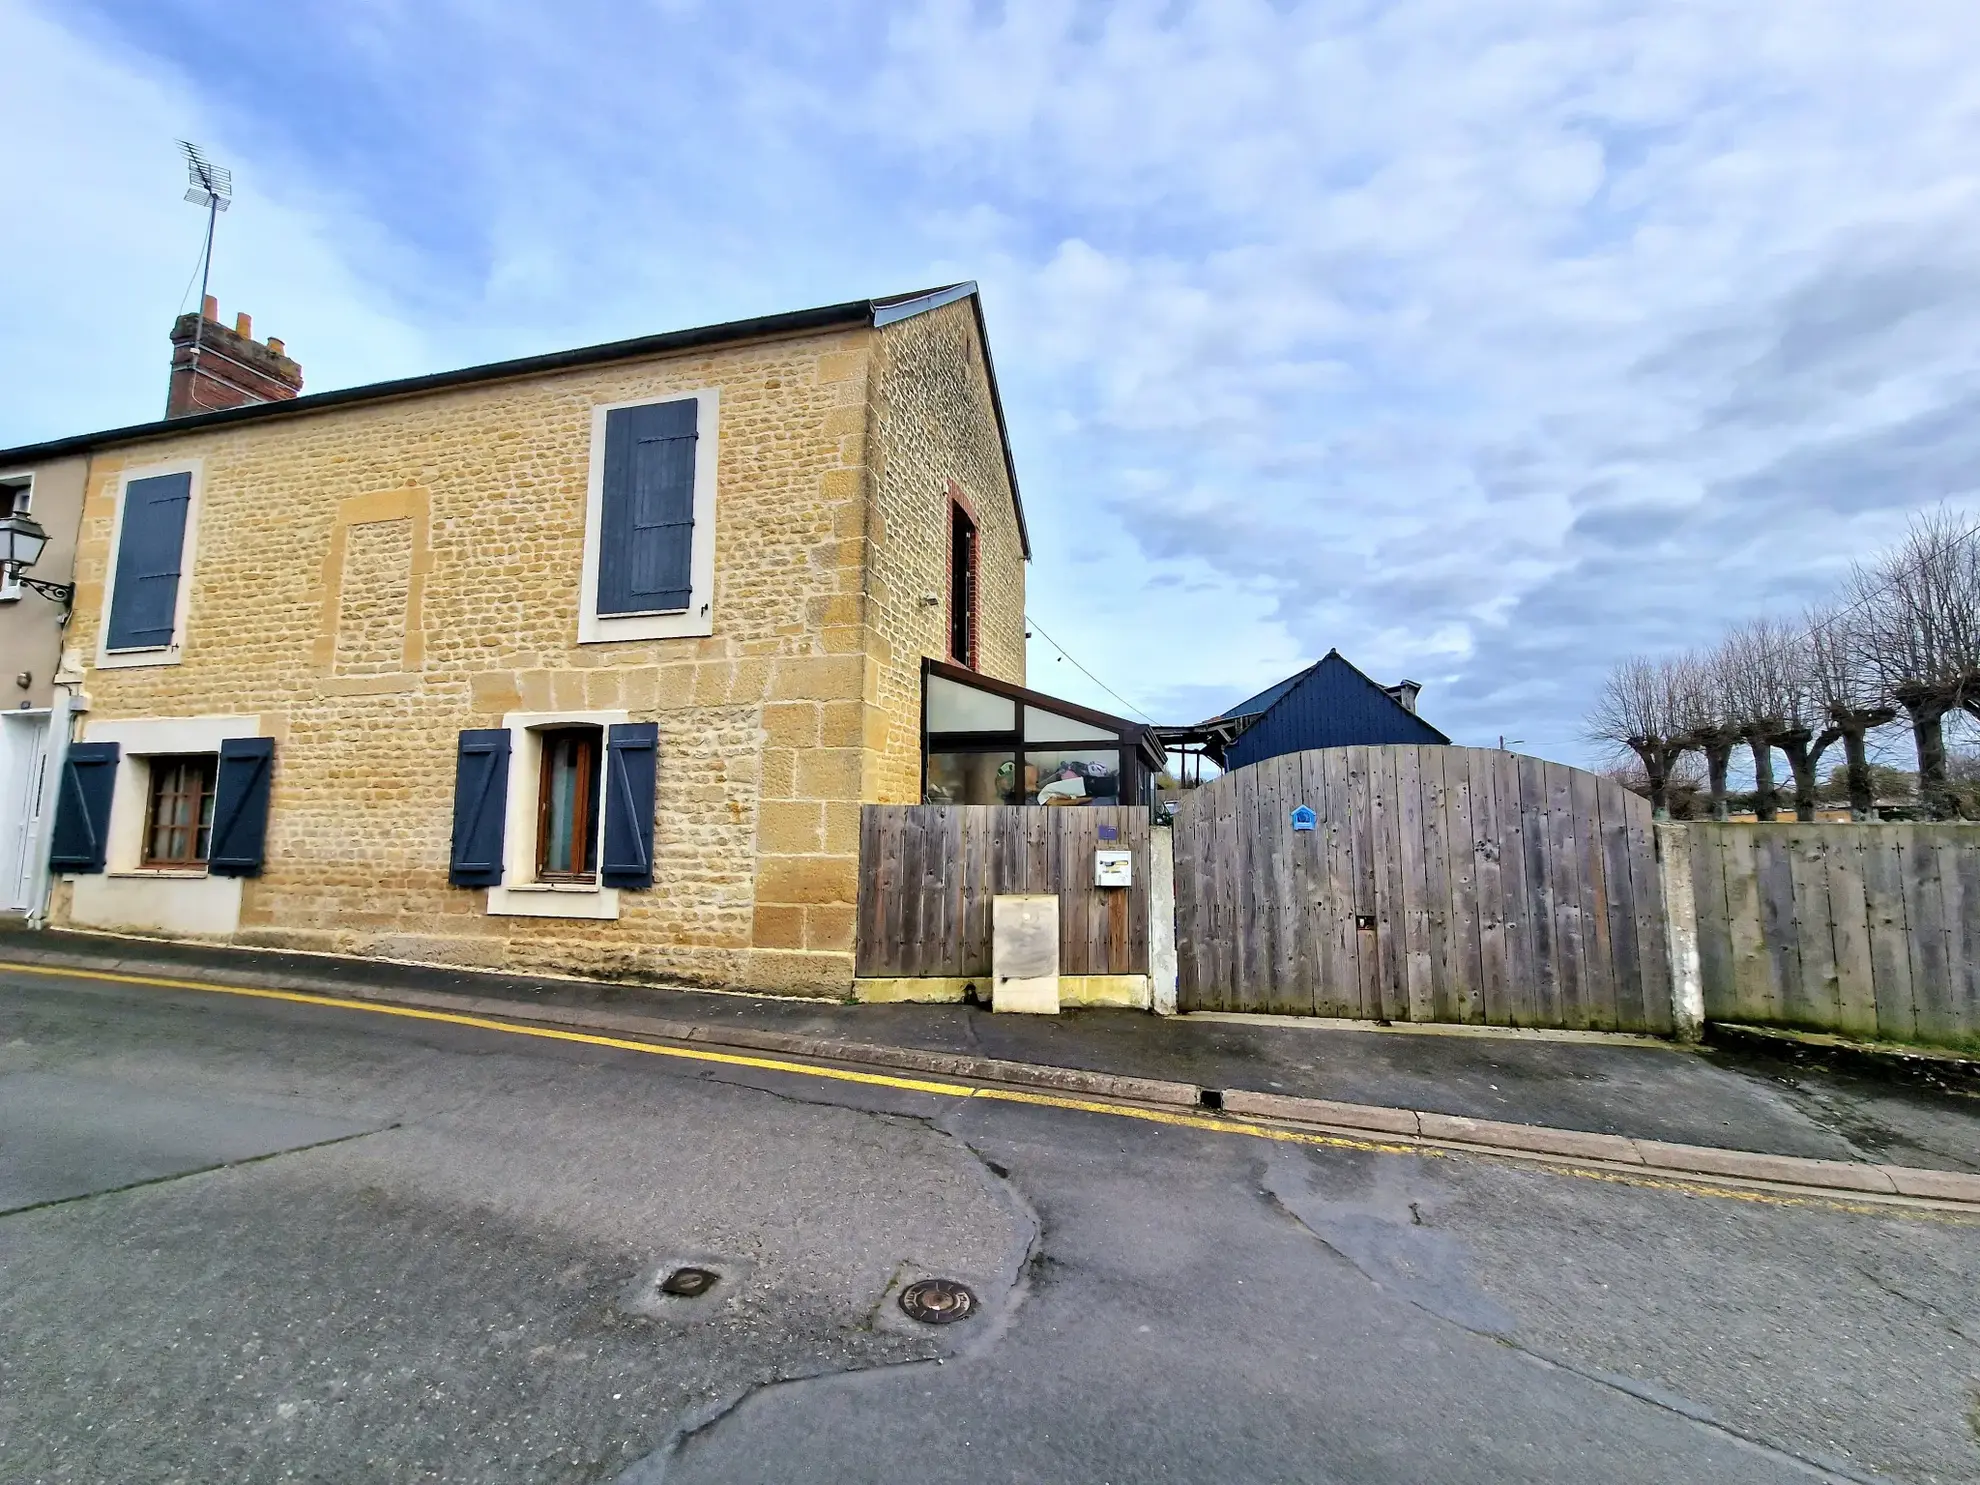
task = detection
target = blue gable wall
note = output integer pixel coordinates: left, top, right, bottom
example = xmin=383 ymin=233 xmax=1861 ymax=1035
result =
xmin=1224 ymin=652 xmax=1449 ymax=771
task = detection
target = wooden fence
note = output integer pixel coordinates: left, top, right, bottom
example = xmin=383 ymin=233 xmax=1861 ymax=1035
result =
xmin=1684 ymin=823 xmax=1980 ymax=1048
xmin=1173 ymin=746 xmax=1673 ymax=1032
xmin=855 ymin=805 xmax=1151 ymax=979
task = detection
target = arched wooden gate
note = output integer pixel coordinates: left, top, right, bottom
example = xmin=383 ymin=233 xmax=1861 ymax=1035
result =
xmin=1172 ymin=745 xmax=1673 ymax=1032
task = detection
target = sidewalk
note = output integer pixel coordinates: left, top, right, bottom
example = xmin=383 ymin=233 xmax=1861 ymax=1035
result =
xmin=4 ymin=925 xmax=1977 ymax=1192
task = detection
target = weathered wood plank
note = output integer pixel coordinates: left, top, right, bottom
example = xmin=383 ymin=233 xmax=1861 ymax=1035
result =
xmin=1326 ymin=747 xmax=1362 ymax=1016
xmin=1395 ymin=747 xmax=1433 ymax=1021
xmin=1626 ymin=794 xmax=1673 ymax=1033
xmin=1596 ymin=782 xmax=1646 ymax=1032
xmin=1947 ymin=833 xmax=1980 ymax=1050
xmin=1718 ymin=827 xmax=1771 ymax=1022
xmin=1544 ymin=761 xmax=1587 ymax=1028
xmin=1493 ymin=749 xmax=1537 ymax=1027
xmin=1689 ymin=826 xmax=1735 ymax=1021
xmin=1369 ymin=746 xmax=1409 ymax=1020
xmin=1784 ymin=828 xmax=1840 ymax=1031
xmin=1755 ymin=828 xmax=1804 ymax=1025
xmin=1416 ymin=749 xmax=1457 ymax=1020
xmin=1858 ymin=828 xmax=1917 ymax=1043
xmin=1517 ymin=755 xmax=1559 ymax=1026
xmin=1444 ymin=750 xmax=1484 ymax=1023
xmin=1346 ymin=746 xmax=1383 ymax=1018
xmin=1303 ymin=751 xmax=1334 ymax=1012
xmin=1822 ymin=831 xmax=1877 ymax=1039
xmin=1468 ymin=750 xmax=1510 ymax=1024
xmin=1905 ymin=828 xmax=1954 ymax=1045
xmin=1570 ymin=766 xmax=1615 ymax=1028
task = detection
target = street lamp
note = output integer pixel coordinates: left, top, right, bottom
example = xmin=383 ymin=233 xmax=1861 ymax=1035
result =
xmin=0 ymin=512 xmax=74 ymax=606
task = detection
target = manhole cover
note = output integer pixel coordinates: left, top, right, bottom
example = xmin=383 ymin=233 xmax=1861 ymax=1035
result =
xmin=659 ymin=1266 xmax=719 ymax=1298
xmin=898 ymin=1278 xmax=976 ymax=1324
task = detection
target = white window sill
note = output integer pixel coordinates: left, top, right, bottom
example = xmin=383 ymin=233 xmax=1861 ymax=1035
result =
xmin=109 ymin=867 xmax=208 ymax=880
xmin=576 ymin=609 xmax=713 ymax=644
xmin=485 ymin=882 xmax=621 ymax=921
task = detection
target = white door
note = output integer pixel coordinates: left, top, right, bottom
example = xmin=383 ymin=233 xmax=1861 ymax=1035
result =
xmin=0 ymin=712 xmax=51 ymax=911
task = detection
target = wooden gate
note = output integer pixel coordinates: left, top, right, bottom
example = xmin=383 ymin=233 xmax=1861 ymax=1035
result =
xmin=856 ymin=805 xmax=1151 ymax=978
xmin=1173 ymin=746 xmax=1672 ymax=1032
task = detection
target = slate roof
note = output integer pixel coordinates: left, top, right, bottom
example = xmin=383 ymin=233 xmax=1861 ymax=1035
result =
xmin=0 ymin=282 xmax=1032 ymax=558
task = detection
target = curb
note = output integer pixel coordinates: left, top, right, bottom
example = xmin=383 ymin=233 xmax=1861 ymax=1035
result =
xmin=6 ymin=944 xmax=1980 ymax=1211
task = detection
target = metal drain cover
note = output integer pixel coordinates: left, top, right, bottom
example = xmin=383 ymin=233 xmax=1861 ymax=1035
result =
xmin=898 ymin=1278 xmax=976 ymax=1324
xmin=659 ymin=1266 xmax=719 ymax=1298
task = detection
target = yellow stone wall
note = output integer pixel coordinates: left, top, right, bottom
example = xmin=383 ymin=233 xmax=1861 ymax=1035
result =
xmin=861 ymin=299 xmax=1028 ymax=805
xmin=52 ymin=312 xmax=1026 ymax=996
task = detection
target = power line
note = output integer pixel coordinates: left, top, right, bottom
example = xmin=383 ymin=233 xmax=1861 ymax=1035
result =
xmin=1799 ymin=510 xmax=1980 ymax=645
xmin=1024 ymin=613 xmax=1157 ymax=724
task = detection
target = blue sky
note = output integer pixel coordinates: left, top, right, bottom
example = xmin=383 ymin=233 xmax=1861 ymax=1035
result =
xmin=8 ymin=0 xmax=1980 ymax=765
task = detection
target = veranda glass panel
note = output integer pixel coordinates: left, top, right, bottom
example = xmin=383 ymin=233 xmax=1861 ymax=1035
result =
xmin=926 ymin=751 xmax=1019 ymax=805
xmin=1024 ymin=749 xmax=1122 ymax=805
xmin=926 ymin=673 xmax=1016 ymax=733
xmin=1022 ymin=705 xmax=1118 ymax=743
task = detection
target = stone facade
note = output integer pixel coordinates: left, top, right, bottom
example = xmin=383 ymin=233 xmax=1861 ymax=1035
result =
xmin=39 ymin=295 xmax=1025 ymax=995
xmin=862 ymin=301 xmax=1028 ymax=804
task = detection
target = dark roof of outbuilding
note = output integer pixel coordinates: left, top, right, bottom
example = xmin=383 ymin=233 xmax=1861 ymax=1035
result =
xmin=1208 ymin=649 xmax=1451 ymax=743
xmin=0 ymin=281 xmax=1031 ymax=558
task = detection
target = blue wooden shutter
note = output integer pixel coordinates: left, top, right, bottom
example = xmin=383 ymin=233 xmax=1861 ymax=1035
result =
xmin=597 ymin=400 xmax=697 ymax=616
xmin=49 ymin=742 xmax=119 ymax=873
xmin=106 ymin=472 xmax=193 ymax=650
xmin=207 ymin=737 xmax=275 ymax=877
xmin=600 ymin=722 xmax=658 ymax=888
xmin=448 ymin=729 xmax=510 ymax=887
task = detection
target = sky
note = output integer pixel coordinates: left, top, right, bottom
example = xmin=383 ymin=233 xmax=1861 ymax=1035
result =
xmin=6 ymin=0 xmax=1980 ymax=768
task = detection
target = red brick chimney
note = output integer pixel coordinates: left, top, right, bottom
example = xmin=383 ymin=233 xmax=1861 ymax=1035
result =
xmin=166 ymin=294 xmax=303 ymax=417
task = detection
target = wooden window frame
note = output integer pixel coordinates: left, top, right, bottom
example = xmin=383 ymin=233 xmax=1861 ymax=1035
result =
xmin=534 ymin=726 xmax=602 ymax=883
xmin=141 ymin=753 xmax=218 ymax=869
xmin=949 ymin=493 xmax=979 ymax=670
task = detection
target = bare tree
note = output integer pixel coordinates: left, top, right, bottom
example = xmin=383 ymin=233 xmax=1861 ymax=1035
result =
xmin=1807 ymin=600 xmax=1897 ymax=819
xmin=1586 ymin=655 xmax=1693 ymax=818
xmin=1675 ymin=644 xmax=1741 ymax=820
xmin=1847 ymin=508 xmax=1980 ymax=819
xmin=1719 ymin=618 xmax=1799 ymax=820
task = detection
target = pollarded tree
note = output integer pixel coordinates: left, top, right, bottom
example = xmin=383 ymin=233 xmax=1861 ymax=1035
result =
xmin=1846 ymin=508 xmax=1980 ymax=820
xmin=1719 ymin=617 xmax=1801 ymax=821
xmin=1806 ymin=600 xmax=1897 ymax=820
xmin=1586 ymin=654 xmax=1694 ymax=819
xmin=1676 ymin=643 xmax=1742 ymax=820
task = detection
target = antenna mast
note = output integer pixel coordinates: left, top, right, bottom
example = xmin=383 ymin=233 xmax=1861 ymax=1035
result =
xmin=176 ymin=140 xmax=233 ymax=411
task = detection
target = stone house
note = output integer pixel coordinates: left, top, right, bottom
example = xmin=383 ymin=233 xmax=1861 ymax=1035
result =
xmin=0 ymin=283 xmax=1032 ymax=997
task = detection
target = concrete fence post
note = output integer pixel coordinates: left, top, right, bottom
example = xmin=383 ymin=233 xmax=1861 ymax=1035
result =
xmin=1150 ymin=821 xmax=1178 ymax=1016
xmin=1654 ymin=822 xmax=1704 ymax=1041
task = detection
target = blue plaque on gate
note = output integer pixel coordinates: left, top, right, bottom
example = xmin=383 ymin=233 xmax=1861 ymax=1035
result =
xmin=1290 ymin=805 xmax=1317 ymax=831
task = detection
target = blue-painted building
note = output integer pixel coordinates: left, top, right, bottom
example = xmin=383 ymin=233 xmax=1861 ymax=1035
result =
xmin=1196 ymin=650 xmax=1449 ymax=773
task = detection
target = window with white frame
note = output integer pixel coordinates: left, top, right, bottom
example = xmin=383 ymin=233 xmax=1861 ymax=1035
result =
xmin=577 ymin=391 xmax=718 ymax=643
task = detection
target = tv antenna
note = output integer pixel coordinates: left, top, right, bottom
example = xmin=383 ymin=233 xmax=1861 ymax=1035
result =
xmin=178 ymin=140 xmax=232 ymax=397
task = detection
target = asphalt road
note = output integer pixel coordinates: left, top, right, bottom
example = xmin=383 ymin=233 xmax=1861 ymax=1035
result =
xmin=3 ymin=967 xmax=1978 ymax=1484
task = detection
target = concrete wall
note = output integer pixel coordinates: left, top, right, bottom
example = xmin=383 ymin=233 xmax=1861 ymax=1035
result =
xmin=0 ymin=455 xmax=86 ymax=709
xmin=49 ymin=312 xmax=1023 ymax=998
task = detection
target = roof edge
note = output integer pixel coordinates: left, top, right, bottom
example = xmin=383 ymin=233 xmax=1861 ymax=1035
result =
xmin=0 ymin=293 xmax=892 ymax=468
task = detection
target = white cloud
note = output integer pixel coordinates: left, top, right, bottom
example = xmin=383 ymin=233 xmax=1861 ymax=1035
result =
xmin=11 ymin=0 xmax=1980 ymax=765
xmin=0 ymin=0 xmax=427 ymax=444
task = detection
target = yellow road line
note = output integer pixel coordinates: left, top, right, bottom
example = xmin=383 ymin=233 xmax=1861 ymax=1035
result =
xmin=3 ymin=958 xmax=1969 ymax=1220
